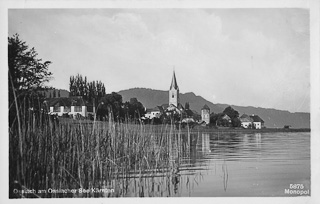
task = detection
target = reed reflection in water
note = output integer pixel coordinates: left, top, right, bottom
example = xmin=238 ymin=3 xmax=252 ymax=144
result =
xmin=104 ymin=131 xmax=310 ymax=197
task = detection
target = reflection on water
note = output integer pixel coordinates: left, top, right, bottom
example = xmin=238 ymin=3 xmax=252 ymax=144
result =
xmin=106 ymin=131 xmax=310 ymax=197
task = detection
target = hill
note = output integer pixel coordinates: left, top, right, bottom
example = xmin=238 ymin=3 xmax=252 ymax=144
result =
xmin=118 ymin=88 xmax=310 ymax=128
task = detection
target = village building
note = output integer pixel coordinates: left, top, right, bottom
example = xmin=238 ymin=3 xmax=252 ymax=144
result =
xmin=250 ymin=114 xmax=265 ymax=129
xmin=144 ymin=107 xmax=161 ymax=119
xmin=239 ymin=114 xmax=253 ymax=128
xmin=239 ymin=113 xmax=265 ymax=129
xmin=201 ymin=104 xmax=210 ymax=124
xmin=221 ymin=114 xmax=232 ymax=123
xmin=45 ymin=96 xmax=94 ymax=118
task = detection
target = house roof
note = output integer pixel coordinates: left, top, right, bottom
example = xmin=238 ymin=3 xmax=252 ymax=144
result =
xmin=182 ymin=118 xmax=195 ymax=123
xmin=170 ymin=71 xmax=179 ymax=90
xmin=240 ymin=113 xmax=249 ymax=119
xmin=161 ymin=103 xmax=169 ymax=110
xmin=146 ymin=106 xmax=160 ymax=113
xmin=222 ymin=114 xmax=231 ymax=120
xmin=250 ymin=115 xmax=264 ymax=123
xmin=201 ymin=104 xmax=210 ymax=110
xmin=240 ymin=114 xmax=253 ymax=123
xmin=45 ymin=96 xmax=92 ymax=107
xmin=157 ymin=106 xmax=165 ymax=114
xmin=177 ymin=103 xmax=185 ymax=110
xmin=185 ymin=109 xmax=194 ymax=116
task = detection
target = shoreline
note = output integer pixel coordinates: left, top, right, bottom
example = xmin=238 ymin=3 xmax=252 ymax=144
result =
xmin=191 ymin=126 xmax=310 ymax=133
xmin=59 ymin=118 xmax=310 ymax=133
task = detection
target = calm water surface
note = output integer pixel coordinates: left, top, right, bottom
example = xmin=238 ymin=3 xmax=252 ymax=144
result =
xmin=122 ymin=131 xmax=310 ymax=197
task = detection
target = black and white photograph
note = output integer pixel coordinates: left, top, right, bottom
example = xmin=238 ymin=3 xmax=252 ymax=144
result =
xmin=1 ymin=0 xmax=319 ymax=203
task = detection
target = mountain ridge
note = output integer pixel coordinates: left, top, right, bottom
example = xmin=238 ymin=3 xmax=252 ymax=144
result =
xmin=118 ymin=87 xmax=310 ymax=128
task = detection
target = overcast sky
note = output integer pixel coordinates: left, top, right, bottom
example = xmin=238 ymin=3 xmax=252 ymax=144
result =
xmin=8 ymin=9 xmax=310 ymax=113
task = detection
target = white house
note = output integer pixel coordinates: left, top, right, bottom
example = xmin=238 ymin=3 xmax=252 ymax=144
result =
xmin=240 ymin=113 xmax=265 ymax=129
xmin=144 ymin=107 xmax=161 ymax=119
xmin=45 ymin=97 xmax=94 ymax=118
xmin=239 ymin=114 xmax=253 ymax=128
xmin=250 ymin=114 xmax=265 ymax=129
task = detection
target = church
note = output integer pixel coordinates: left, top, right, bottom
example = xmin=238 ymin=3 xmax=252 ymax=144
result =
xmin=145 ymin=70 xmax=210 ymax=124
xmin=166 ymin=70 xmax=185 ymax=113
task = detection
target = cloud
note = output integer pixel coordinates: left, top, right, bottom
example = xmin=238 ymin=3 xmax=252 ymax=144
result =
xmin=8 ymin=9 xmax=310 ymax=112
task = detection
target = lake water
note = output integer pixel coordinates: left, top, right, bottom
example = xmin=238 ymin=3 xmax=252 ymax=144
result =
xmin=120 ymin=131 xmax=310 ymax=197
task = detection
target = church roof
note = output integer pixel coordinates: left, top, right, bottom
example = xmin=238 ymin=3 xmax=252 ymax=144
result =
xmin=201 ymin=104 xmax=210 ymax=110
xmin=170 ymin=71 xmax=179 ymax=90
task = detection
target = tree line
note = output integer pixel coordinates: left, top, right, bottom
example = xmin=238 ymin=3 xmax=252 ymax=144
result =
xmin=68 ymin=74 xmax=145 ymax=121
xmin=9 ymin=34 xmax=146 ymax=125
xmin=8 ymin=34 xmax=243 ymax=127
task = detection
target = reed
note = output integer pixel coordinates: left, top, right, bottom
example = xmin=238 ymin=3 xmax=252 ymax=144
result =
xmin=9 ymin=102 xmax=191 ymax=198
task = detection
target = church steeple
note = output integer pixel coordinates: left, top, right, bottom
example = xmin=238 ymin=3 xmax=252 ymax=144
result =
xmin=169 ymin=70 xmax=179 ymax=107
xmin=170 ymin=70 xmax=179 ymax=90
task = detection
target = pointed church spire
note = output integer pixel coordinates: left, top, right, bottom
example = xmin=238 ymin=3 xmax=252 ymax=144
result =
xmin=170 ymin=70 xmax=179 ymax=90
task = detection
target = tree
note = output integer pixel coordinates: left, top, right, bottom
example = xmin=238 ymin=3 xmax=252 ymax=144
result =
xmin=97 ymin=92 xmax=123 ymax=121
xmin=223 ymin=106 xmax=239 ymax=119
xmin=69 ymin=74 xmax=106 ymax=108
xmin=210 ymin=113 xmax=224 ymax=126
xmin=231 ymin=118 xmax=241 ymax=127
xmin=52 ymin=89 xmax=56 ymax=98
xmin=9 ymin=34 xmax=52 ymax=93
xmin=208 ymin=106 xmax=241 ymax=127
xmin=124 ymin=98 xmax=146 ymax=119
xmin=58 ymin=90 xmax=61 ymax=98
xmin=8 ymin=34 xmax=52 ymax=126
xmin=185 ymin=102 xmax=190 ymax=110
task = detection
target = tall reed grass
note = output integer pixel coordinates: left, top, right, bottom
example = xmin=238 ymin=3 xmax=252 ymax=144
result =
xmin=9 ymin=106 xmax=194 ymax=198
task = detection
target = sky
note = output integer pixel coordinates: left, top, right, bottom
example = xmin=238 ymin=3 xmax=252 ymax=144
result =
xmin=8 ymin=8 xmax=310 ymax=113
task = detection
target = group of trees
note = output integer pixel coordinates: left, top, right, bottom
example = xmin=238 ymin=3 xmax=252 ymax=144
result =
xmin=210 ymin=106 xmax=241 ymax=127
xmin=8 ymin=34 xmax=53 ymax=127
xmin=47 ymin=89 xmax=60 ymax=98
xmin=93 ymin=93 xmax=145 ymax=121
xmin=68 ymin=74 xmax=145 ymax=121
xmin=69 ymin=74 xmax=106 ymax=107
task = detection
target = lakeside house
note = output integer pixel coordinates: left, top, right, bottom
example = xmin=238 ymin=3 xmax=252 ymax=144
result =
xmin=45 ymin=96 xmax=94 ymax=118
xmin=240 ymin=113 xmax=264 ymax=129
xmin=239 ymin=114 xmax=253 ymax=128
xmin=144 ymin=106 xmax=161 ymax=119
xmin=250 ymin=114 xmax=265 ymax=129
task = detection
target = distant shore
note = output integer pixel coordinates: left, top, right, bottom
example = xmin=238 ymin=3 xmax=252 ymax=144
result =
xmin=191 ymin=126 xmax=311 ymax=133
xmin=58 ymin=118 xmax=310 ymax=133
